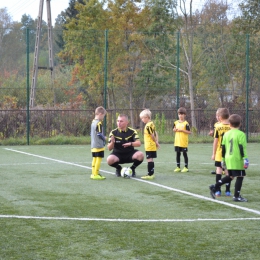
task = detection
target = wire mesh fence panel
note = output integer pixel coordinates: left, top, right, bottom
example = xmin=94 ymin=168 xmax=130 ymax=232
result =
xmin=1 ymin=27 xmax=260 ymax=140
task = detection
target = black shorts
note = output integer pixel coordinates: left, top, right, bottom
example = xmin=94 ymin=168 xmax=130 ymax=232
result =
xmin=111 ymin=150 xmax=139 ymax=164
xmin=146 ymin=151 xmax=157 ymax=159
xmin=175 ymin=146 xmax=188 ymax=152
xmin=92 ymin=151 xmax=104 ymax=158
xmin=228 ymin=170 xmax=246 ymax=177
xmin=215 ymin=161 xmax=221 ymax=167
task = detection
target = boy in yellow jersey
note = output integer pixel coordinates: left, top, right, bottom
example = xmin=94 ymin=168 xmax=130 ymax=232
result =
xmin=139 ymin=109 xmax=160 ymax=180
xmin=209 ymin=109 xmax=221 ymax=174
xmin=209 ymin=114 xmax=249 ymax=202
xmin=90 ymin=106 xmax=107 ymax=180
xmin=211 ymin=108 xmax=231 ymax=196
xmin=173 ymin=107 xmax=191 ymax=173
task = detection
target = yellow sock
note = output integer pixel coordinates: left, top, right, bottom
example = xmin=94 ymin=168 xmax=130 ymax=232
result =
xmin=94 ymin=157 xmax=102 ymax=175
xmin=92 ymin=157 xmax=97 ymax=175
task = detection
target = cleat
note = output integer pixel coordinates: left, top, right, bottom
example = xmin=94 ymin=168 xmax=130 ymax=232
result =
xmin=131 ymin=168 xmax=136 ymax=177
xmin=215 ymin=191 xmax=221 ymax=197
xmin=211 ymin=171 xmax=216 ymax=174
xmin=225 ymin=191 xmax=231 ymax=197
xmin=181 ymin=167 xmax=189 ymax=173
xmin=209 ymin=185 xmax=216 ymax=199
xmin=174 ymin=167 xmax=181 ymax=172
xmin=91 ymin=174 xmax=106 ymax=180
xmin=141 ymin=175 xmax=154 ymax=180
xmin=233 ymin=195 xmax=248 ymax=202
xmin=115 ymin=167 xmax=122 ymax=177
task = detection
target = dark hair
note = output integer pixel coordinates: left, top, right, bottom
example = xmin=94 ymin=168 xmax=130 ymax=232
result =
xmin=178 ymin=107 xmax=186 ymax=115
xmin=228 ymin=114 xmax=241 ymax=127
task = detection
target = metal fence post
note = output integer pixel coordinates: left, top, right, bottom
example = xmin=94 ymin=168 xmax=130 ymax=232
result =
xmin=26 ymin=27 xmax=30 ymax=145
xmin=103 ymin=29 xmax=108 ymax=135
xmin=246 ymin=34 xmax=250 ymax=141
xmin=176 ymin=31 xmax=180 ymax=116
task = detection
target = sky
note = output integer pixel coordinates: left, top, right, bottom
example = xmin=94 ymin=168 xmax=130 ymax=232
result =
xmin=1 ymin=0 xmax=240 ymax=26
xmin=1 ymin=0 xmax=70 ymax=25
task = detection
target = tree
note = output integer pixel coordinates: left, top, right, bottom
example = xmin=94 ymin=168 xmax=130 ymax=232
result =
xmin=234 ymin=0 xmax=260 ymax=34
xmin=195 ymin=0 xmax=234 ymax=107
xmin=0 ymin=8 xmax=12 ymax=51
xmin=232 ymin=0 xmax=260 ymax=108
xmin=135 ymin=0 xmax=180 ymax=109
xmin=54 ymin=0 xmax=86 ymax=50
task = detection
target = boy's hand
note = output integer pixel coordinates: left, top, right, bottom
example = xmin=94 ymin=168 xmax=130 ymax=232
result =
xmin=243 ymin=158 xmax=249 ymax=169
xmin=221 ymin=161 xmax=226 ymax=170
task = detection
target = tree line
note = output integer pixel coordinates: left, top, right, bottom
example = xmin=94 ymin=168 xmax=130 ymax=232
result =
xmin=1 ymin=0 xmax=260 ymax=131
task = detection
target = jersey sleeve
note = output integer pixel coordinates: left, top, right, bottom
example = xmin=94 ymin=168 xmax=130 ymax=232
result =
xmin=133 ymin=130 xmax=140 ymax=141
xmin=239 ymin=133 xmax=248 ymax=159
xmin=146 ymin=124 xmax=155 ymax=135
xmin=108 ymin=130 xmax=114 ymax=143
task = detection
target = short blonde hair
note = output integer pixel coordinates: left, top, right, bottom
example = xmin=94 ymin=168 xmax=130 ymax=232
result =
xmin=140 ymin=109 xmax=152 ymax=119
xmin=95 ymin=106 xmax=107 ymax=115
xmin=217 ymin=108 xmax=229 ymax=120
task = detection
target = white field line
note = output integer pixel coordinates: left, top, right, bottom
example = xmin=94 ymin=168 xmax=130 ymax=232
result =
xmin=0 ymin=214 xmax=260 ymax=222
xmin=4 ymin=148 xmax=260 ymax=218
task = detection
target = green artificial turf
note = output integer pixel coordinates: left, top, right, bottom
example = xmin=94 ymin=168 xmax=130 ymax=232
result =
xmin=0 ymin=144 xmax=259 ymax=259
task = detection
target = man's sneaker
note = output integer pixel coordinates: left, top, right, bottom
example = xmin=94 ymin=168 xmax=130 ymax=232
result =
xmin=91 ymin=174 xmax=106 ymax=180
xmin=174 ymin=167 xmax=181 ymax=172
xmin=141 ymin=175 xmax=154 ymax=180
xmin=131 ymin=168 xmax=136 ymax=177
xmin=209 ymin=185 xmax=216 ymax=199
xmin=211 ymin=171 xmax=216 ymax=174
xmin=115 ymin=167 xmax=122 ymax=177
xmin=225 ymin=191 xmax=231 ymax=197
xmin=181 ymin=167 xmax=189 ymax=173
xmin=233 ymin=195 xmax=248 ymax=202
xmin=215 ymin=191 xmax=221 ymax=197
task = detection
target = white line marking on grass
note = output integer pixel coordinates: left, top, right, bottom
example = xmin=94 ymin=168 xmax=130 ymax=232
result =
xmin=0 ymin=215 xmax=260 ymax=222
xmin=132 ymin=178 xmax=260 ymax=216
xmin=0 ymin=162 xmax=56 ymax=166
xmin=5 ymin=148 xmax=260 ymax=216
xmin=4 ymin=148 xmax=100 ymax=171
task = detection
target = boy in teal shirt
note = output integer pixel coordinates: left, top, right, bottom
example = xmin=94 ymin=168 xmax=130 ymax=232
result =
xmin=209 ymin=114 xmax=249 ymax=202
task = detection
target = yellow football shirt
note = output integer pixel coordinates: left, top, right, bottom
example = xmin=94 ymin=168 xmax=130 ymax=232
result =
xmin=143 ymin=121 xmax=157 ymax=151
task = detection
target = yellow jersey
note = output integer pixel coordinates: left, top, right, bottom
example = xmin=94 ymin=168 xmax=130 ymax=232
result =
xmin=143 ymin=121 xmax=157 ymax=151
xmin=173 ymin=120 xmax=190 ymax=148
xmin=214 ymin=122 xmax=230 ymax=162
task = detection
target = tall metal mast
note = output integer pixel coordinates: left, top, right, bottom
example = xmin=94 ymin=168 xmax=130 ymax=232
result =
xmin=30 ymin=0 xmax=54 ymax=108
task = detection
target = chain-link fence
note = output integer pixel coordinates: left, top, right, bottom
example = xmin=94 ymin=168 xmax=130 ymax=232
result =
xmin=1 ymin=28 xmax=260 ymax=141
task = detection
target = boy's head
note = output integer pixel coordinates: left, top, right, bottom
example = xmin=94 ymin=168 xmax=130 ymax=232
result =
xmin=140 ymin=109 xmax=152 ymax=119
xmin=95 ymin=106 xmax=107 ymax=115
xmin=217 ymin=108 xmax=229 ymax=120
xmin=177 ymin=107 xmax=186 ymax=115
xmin=228 ymin=114 xmax=241 ymax=128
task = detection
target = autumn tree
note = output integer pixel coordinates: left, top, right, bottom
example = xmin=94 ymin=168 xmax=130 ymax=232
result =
xmin=232 ymin=0 xmax=260 ymax=108
xmin=0 ymin=8 xmax=12 ymax=54
xmin=54 ymin=0 xmax=86 ymax=50
xmin=195 ymin=0 xmax=234 ymax=107
xmin=135 ymin=0 xmax=180 ymax=109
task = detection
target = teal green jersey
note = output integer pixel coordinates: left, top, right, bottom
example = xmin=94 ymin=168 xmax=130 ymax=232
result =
xmin=221 ymin=129 xmax=247 ymax=170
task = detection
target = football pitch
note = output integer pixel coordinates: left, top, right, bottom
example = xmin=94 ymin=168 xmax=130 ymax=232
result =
xmin=0 ymin=143 xmax=260 ymax=259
